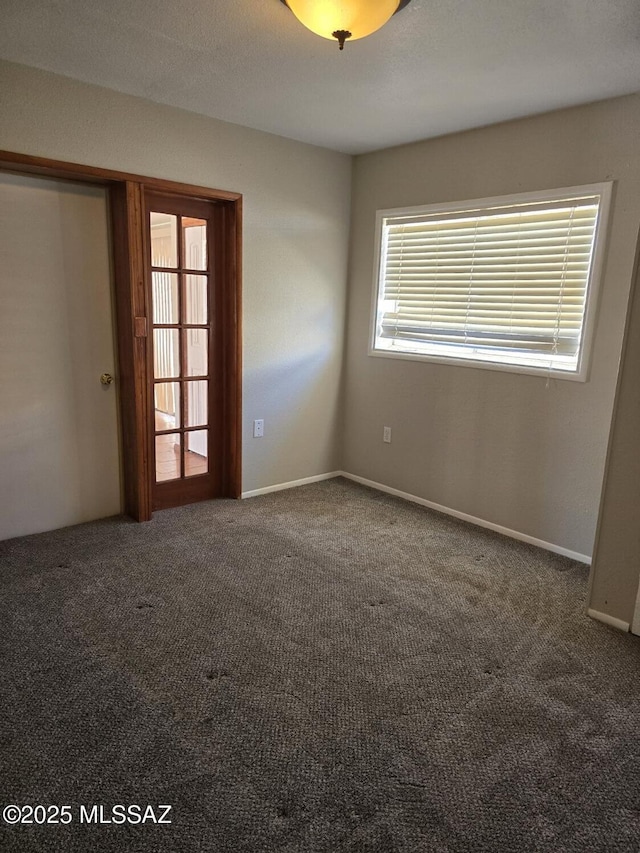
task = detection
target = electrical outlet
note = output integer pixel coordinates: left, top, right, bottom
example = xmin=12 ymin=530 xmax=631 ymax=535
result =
xmin=253 ymin=419 xmax=264 ymax=438
xmin=383 ymin=426 xmax=392 ymax=443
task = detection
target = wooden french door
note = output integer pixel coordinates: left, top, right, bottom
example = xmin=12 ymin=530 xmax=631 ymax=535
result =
xmin=146 ymin=192 xmax=225 ymax=511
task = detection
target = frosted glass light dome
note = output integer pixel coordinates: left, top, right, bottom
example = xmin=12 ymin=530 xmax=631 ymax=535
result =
xmin=286 ymin=0 xmax=401 ymax=49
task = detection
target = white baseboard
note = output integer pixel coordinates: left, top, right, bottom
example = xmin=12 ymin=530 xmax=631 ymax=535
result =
xmin=241 ymin=469 xmax=591 ymax=565
xmin=587 ymin=608 xmax=630 ymax=633
xmin=241 ymin=471 xmax=341 ymax=499
xmin=339 ymin=471 xmax=592 ymax=565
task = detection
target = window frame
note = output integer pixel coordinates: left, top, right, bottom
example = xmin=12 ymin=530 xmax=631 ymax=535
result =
xmin=369 ymin=183 xmax=613 ymax=381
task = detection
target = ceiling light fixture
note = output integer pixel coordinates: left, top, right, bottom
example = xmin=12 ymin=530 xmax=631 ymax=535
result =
xmin=281 ymin=0 xmax=412 ymax=50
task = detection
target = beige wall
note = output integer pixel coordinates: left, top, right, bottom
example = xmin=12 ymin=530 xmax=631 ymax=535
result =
xmin=0 ymin=59 xmax=351 ymax=499
xmin=343 ymin=94 xmax=640 ymax=560
xmin=589 ymin=237 xmax=640 ymax=628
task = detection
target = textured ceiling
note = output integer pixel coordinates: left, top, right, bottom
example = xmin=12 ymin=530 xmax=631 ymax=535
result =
xmin=1 ymin=0 xmax=640 ymax=154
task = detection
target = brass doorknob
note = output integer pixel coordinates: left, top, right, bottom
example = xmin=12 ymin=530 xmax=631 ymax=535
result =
xmin=100 ymin=373 xmax=114 ymax=386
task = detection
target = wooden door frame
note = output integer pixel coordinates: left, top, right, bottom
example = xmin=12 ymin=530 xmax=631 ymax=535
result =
xmin=0 ymin=150 xmax=243 ymax=521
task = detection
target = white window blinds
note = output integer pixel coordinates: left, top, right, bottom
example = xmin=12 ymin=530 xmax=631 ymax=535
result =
xmin=372 ymin=186 xmax=610 ymax=377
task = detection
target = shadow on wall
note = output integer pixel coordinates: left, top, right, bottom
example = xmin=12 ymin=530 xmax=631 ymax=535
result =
xmin=242 ymin=341 xmax=342 ymax=493
xmin=241 ymin=219 xmax=347 ymax=493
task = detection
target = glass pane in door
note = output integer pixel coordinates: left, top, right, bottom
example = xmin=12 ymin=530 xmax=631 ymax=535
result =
xmin=153 ymin=329 xmax=180 ymax=378
xmin=155 ymin=434 xmax=181 ymax=482
xmin=185 ymin=430 xmax=208 ymax=477
xmin=185 ymin=274 xmax=207 ymax=324
xmin=150 ymin=212 xmax=178 ymax=267
xmin=154 ymin=382 xmax=180 ymax=430
xmin=184 ymin=381 xmax=208 ymax=427
xmin=152 ymin=272 xmax=179 ymax=325
xmin=185 ymin=329 xmax=208 ymax=377
xmin=182 ymin=218 xmax=207 ymax=270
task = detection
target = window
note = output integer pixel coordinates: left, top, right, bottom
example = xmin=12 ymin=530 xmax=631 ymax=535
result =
xmin=370 ymin=184 xmax=612 ymax=379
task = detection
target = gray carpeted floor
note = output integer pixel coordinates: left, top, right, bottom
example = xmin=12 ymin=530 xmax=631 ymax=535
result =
xmin=1 ymin=477 xmax=639 ymax=852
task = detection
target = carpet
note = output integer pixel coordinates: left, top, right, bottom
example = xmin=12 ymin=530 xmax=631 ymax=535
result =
xmin=1 ymin=477 xmax=639 ymax=852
